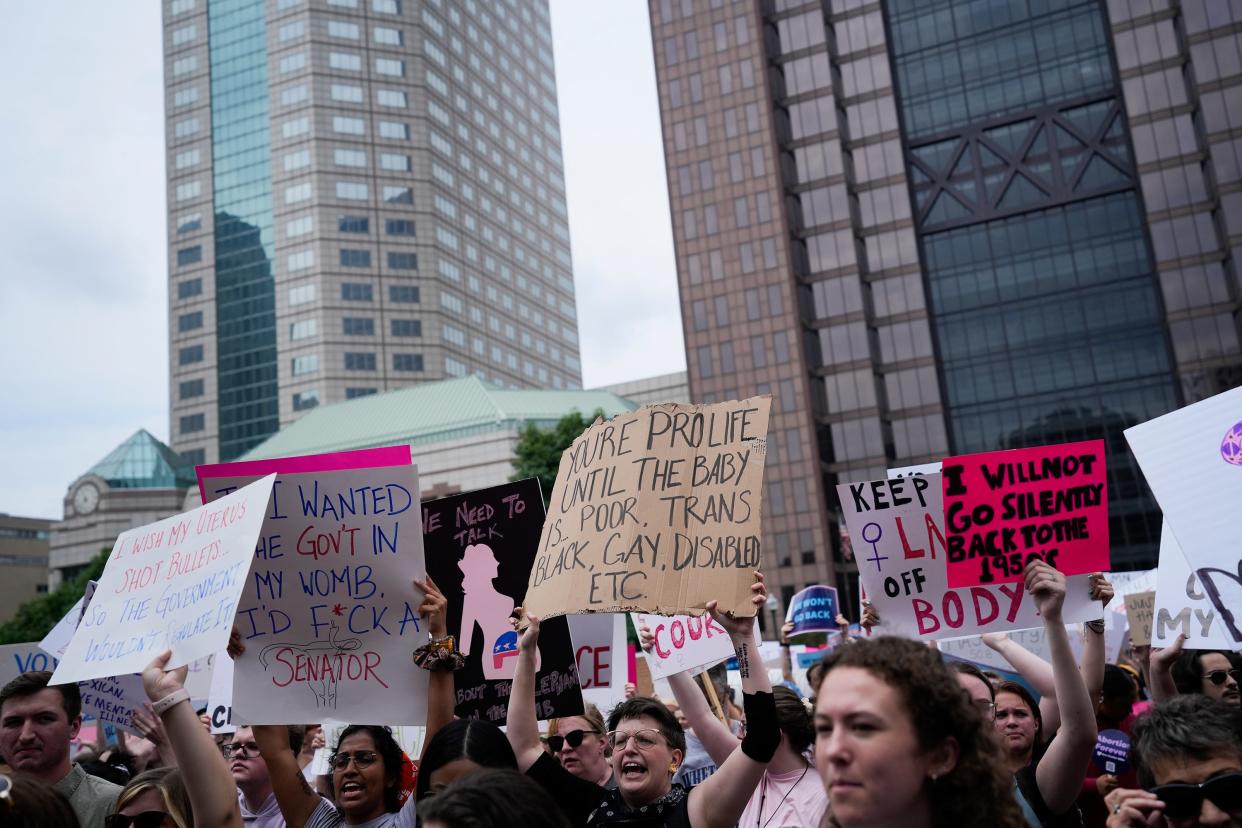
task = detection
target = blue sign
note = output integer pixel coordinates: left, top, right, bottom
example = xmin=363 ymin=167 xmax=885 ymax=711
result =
xmin=785 ymin=585 xmax=840 ymax=637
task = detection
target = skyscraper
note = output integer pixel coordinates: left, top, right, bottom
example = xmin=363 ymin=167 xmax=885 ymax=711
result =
xmin=650 ymin=0 xmax=1242 ymax=613
xmin=164 ymin=0 xmax=581 ymax=464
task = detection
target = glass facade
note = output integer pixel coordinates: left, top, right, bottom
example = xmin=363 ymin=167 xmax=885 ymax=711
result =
xmin=886 ymin=0 xmax=1178 ymax=565
xmin=208 ymin=0 xmax=279 ymax=461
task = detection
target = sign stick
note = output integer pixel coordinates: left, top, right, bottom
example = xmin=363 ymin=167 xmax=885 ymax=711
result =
xmin=700 ymin=672 xmax=725 ymax=725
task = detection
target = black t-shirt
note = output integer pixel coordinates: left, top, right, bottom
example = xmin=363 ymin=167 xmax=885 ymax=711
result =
xmin=527 ymin=751 xmax=607 ymax=828
xmin=1015 ymin=762 xmax=1084 ymax=828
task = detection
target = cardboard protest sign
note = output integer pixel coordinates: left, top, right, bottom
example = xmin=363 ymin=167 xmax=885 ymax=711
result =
xmin=1125 ymin=386 xmax=1242 ymax=645
xmin=525 ymin=397 xmax=771 ymax=620
xmin=198 ymin=447 xmax=429 ymax=725
xmin=1152 ymin=523 xmax=1237 ymax=649
xmin=569 ymin=613 xmax=628 ymax=713
xmin=632 ymin=612 xmax=736 ymax=680
xmin=423 ymin=479 xmax=582 ymax=723
xmin=51 ymin=478 xmax=274 ymax=686
xmin=208 ymin=652 xmax=235 ymax=734
xmin=943 ymin=440 xmax=1109 ymax=587
xmin=1123 ymin=591 xmax=1156 ymax=647
xmin=785 ymin=586 xmax=840 ymax=637
xmin=838 ymin=472 xmax=1103 ymax=640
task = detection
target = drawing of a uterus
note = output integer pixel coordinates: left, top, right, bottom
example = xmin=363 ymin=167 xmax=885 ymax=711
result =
xmin=458 ymin=543 xmax=538 ymax=680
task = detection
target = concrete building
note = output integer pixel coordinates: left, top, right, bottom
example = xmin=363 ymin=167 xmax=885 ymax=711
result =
xmin=0 ymin=515 xmax=52 ymax=623
xmin=594 ymin=370 xmax=691 ymax=405
xmin=164 ymin=0 xmax=580 ymax=466
xmin=649 ymin=0 xmax=1242 ymax=613
xmin=49 ymin=431 xmax=197 ymax=589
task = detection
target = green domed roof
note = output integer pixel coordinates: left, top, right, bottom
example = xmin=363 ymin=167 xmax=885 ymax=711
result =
xmin=87 ymin=429 xmax=196 ymax=489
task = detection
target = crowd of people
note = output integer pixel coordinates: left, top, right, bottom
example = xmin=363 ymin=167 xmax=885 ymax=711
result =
xmin=1 ymin=564 xmax=1239 ymax=828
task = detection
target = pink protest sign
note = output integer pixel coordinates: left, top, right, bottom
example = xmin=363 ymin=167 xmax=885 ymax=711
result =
xmin=943 ymin=440 xmax=1109 ymax=588
xmin=196 ymin=445 xmax=411 ymax=501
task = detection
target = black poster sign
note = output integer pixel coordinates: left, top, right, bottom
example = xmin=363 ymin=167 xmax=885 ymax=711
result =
xmin=423 ymin=478 xmax=582 ymax=723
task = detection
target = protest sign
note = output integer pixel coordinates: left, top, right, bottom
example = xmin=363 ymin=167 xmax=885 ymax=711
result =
xmin=0 ymin=643 xmax=59 ymax=688
xmin=51 ymin=478 xmax=274 ymax=686
xmin=1125 ymin=386 xmax=1242 ymax=645
xmin=887 ymin=462 xmax=942 ymax=478
xmin=943 ymin=440 xmax=1109 ymax=587
xmin=1093 ymin=729 xmax=1131 ymax=775
xmin=838 ymin=472 xmax=1102 ymax=640
xmin=569 ymin=613 xmax=628 ymax=712
xmin=1123 ymin=591 xmax=1156 ymax=647
xmin=39 ymin=581 xmax=97 ymax=659
xmin=423 ymin=479 xmax=582 ymax=723
xmin=632 ymin=612 xmax=736 ymax=680
xmin=785 ymin=585 xmax=840 ymax=637
xmin=939 ymin=626 xmax=1087 ymax=672
xmin=198 ymin=447 xmax=428 ymax=725
xmin=208 ymin=652 xmax=235 ymax=734
xmin=79 ymin=675 xmax=148 ymax=733
xmin=1151 ymin=523 xmax=1237 ymax=649
xmin=525 ymin=397 xmax=771 ymax=620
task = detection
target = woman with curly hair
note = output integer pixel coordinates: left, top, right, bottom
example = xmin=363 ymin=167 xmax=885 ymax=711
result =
xmin=812 ymin=635 xmax=1025 ymax=828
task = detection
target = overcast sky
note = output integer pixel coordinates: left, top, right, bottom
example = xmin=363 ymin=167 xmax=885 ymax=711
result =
xmin=0 ymin=1 xmax=682 ymax=521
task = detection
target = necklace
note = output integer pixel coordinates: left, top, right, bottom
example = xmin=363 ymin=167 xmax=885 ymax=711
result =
xmin=756 ymin=761 xmax=810 ymax=828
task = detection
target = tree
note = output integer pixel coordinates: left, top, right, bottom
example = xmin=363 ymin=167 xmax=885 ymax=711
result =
xmin=511 ymin=408 xmax=604 ymax=507
xmin=0 ymin=549 xmax=110 ymax=645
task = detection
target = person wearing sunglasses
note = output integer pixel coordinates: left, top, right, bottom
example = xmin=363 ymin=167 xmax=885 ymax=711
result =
xmin=105 ymin=648 xmax=245 ymax=828
xmin=1151 ymin=638 xmax=1242 ymax=710
xmin=1104 ymin=694 xmax=1242 ymax=827
xmin=507 ymin=571 xmax=780 ymax=827
xmin=546 ymin=704 xmax=614 ymax=788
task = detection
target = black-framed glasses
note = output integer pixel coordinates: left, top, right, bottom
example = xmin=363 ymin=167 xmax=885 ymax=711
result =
xmin=105 ymin=812 xmax=170 ymax=828
xmin=329 ymin=749 xmax=380 ymax=771
xmin=548 ymin=729 xmax=598 ymax=753
xmin=1150 ymin=771 xmax=1242 ymax=820
xmin=222 ymin=740 xmax=260 ymax=758
xmin=1203 ymin=669 xmax=1242 ymax=686
xmin=605 ymin=729 xmax=665 ymax=752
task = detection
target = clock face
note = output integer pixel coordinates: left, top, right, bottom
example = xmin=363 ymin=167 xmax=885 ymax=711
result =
xmin=73 ymin=483 xmax=100 ymax=515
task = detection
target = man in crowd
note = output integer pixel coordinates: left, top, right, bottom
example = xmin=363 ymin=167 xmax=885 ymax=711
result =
xmin=1105 ymin=694 xmax=1242 ymax=827
xmin=0 ymin=671 xmax=120 ymax=828
xmin=228 ymin=724 xmax=308 ymax=827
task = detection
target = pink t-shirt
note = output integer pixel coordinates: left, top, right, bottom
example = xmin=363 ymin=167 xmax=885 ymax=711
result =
xmin=737 ymin=763 xmax=828 ymax=828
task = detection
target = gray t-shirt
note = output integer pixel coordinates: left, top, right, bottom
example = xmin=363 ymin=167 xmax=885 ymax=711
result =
xmin=672 ymin=731 xmax=717 ymax=788
xmin=305 ymin=793 xmax=415 ymax=828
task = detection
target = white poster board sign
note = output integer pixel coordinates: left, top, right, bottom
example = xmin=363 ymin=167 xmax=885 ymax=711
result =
xmin=0 ymin=643 xmax=59 ymax=688
xmin=1125 ymin=386 xmax=1242 ymax=645
xmin=1152 ymin=523 xmax=1237 ymax=649
xmin=51 ymin=477 xmax=275 ymax=685
xmin=838 ymin=473 xmax=1102 ymax=640
xmin=208 ymin=652 xmax=235 ymax=734
xmin=39 ymin=581 xmax=98 ymax=660
xmin=632 ymin=612 xmax=736 ymax=680
xmin=887 ymin=462 xmax=943 ymax=478
xmin=568 ymin=614 xmax=628 ymax=713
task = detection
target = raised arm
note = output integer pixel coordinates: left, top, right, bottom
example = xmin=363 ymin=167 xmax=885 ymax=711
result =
xmin=1147 ymin=633 xmax=1184 ymax=704
xmin=413 ymin=575 xmax=457 ymax=754
xmin=638 ymin=621 xmax=739 ymax=766
xmin=1029 ymin=562 xmax=1099 ymax=816
xmin=505 ymin=610 xmax=544 ymax=772
xmin=688 ymin=572 xmax=780 ymax=828
xmin=142 ymin=651 xmax=242 ymax=828
xmin=779 ymin=621 xmax=796 ymax=687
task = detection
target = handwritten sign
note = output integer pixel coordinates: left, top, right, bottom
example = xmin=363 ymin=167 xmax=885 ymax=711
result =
xmin=525 ymin=397 xmax=771 ymax=619
xmin=569 ymin=613 xmax=628 ymax=713
xmin=943 ymin=440 xmax=1109 ymax=587
xmin=198 ymin=447 xmax=429 ymax=725
xmin=785 ymin=586 xmax=839 ymax=637
xmin=51 ymin=477 xmax=274 ymax=686
xmin=1125 ymin=386 xmax=1242 ymax=646
xmin=939 ymin=626 xmax=1086 ymax=672
xmin=1123 ymin=591 xmax=1156 ymax=647
xmin=1151 ymin=523 xmax=1236 ymax=648
xmin=0 ymin=643 xmax=59 ymax=688
xmin=79 ymin=675 xmax=148 ymax=733
xmin=423 ymin=479 xmax=582 ymax=723
xmin=207 ymin=652 xmax=235 ymax=734
xmin=39 ymin=581 xmax=97 ymax=660
xmin=632 ymin=612 xmax=736 ymax=680
xmin=837 ymin=472 xmax=1102 ymax=639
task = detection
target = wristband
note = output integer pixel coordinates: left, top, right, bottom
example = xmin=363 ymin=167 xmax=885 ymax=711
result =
xmin=1084 ymin=620 xmax=1105 ymax=634
xmin=739 ymin=691 xmax=780 ymax=763
xmin=151 ymin=688 xmax=190 ymax=716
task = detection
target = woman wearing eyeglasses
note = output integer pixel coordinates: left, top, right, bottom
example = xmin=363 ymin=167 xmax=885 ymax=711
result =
xmin=507 ymin=571 xmax=780 ymax=827
xmin=546 ymin=703 xmax=614 ymax=788
xmin=105 ymin=649 xmax=244 ymax=828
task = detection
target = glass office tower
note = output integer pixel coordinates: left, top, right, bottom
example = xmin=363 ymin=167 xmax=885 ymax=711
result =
xmin=164 ymin=0 xmax=581 ymax=463
xmin=650 ymin=0 xmax=1242 ymax=614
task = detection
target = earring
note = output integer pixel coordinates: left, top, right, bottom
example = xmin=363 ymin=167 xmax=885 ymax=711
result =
xmin=669 ymin=763 xmax=678 ymax=774
xmin=929 ymin=772 xmax=939 ymax=782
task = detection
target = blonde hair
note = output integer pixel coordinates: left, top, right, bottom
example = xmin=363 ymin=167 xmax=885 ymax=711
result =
xmin=546 ymin=701 xmax=606 ymax=738
xmin=113 ymin=768 xmax=192 ymax=828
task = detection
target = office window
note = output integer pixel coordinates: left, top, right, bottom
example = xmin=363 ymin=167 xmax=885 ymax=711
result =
xmin=340 ymin=248 xmax=371 ymax=267
xmin=172 ymin=24 xmax=197 ymax=46
xmin=329 ymin=52 xmax=362 ymax=71
xmin=286 ymin=215 xmax=313 ymax=237
xmin=287 ymin=249 xmax=315 ymax=271
xmin=292 ymin=354 xmax=320 ymax=375
xmin=284 ymin=148 xmax=311 ymax=171
xmin=338 ymin=215 xmax=369 ymax=233
xmin=285 ymin=182 xmax=312 ymax=204
xmin=290 ymin=318 xmax=318 ymax=340
xmin=388 ymin=252 xmax=418 ymax=269
xmin=331 ymin=84 xmax=364 ymax=103
xmin=289 ymin=283 xmax=316 ymax=305
xmin=293 ymin=390 xmax=320 ymax=411
xmin=179 ymin=345 xmax=204 ymax=365
xmin=375 ymin=58 xmax=404 ymax=76
xmin=177 ymin=311 xmax=203 ymax=332
xmin=341 ymin=282 xmax=373 ymax=301
xmin=179 ymin=379 xmax=204 ymax=399
xmin=345 ymin=352 xmax=377 ymax=370
xmin=278 ymin=21 xmax=304 ymax=41
xmin=177 ymin=246 xmax=202 ymax=266
xmin=343 ymin=317 xmax=375 ymax=336
xmin=173 ymin=56 xmax=197 ymax=76
xmin=178 ymin=279 xmax=202 ymax=299
xmin=333 ymin=116 xmax=366 ymax=135
xmin=177 ymin=213 xmax=201 ymax=233
xmin=374 ymin=26 xmax=403 ymax=45
xmin=336 ymin=181 xmax=369 ymax=200
xmin=179 ymin=414 xmax=205 ymax=434
xmin=391 ymin=319 xmax=421 ymax=336
xmin=174 ymin=118 xmax=199 ymax=138
xmin=393 ymin=353 xmax=424 ymax=371
xmin=381 ymin=153 xmax=410 ymax=171
xmin=280 ymin=84 xmax=308 ymax=106
xmin=278 ymin=52 xmax=306 ymax=74
xmin=173 ymin=87 xmax=198 ymax=108
xmin=389 ymin=285 xmax=420 ymax=303
xmin=379 ymin=121 xmax=409 ymax=139
xmin=328 ymin=20 xmax=360 ymax=39
xmin=383 ymin=186 xmax=413 ymax=204
xmin=175 ymin=180 xmax=201 ymax=201
xmin=385 ymin=219 xmax=415 ymax=236
xmin=346 ymin=387 xmax=377 ymax=399
xmin=283 ymin=116 xmax=310 ymax=138
xmin=377 ymin=89 xmax=407 ymax=108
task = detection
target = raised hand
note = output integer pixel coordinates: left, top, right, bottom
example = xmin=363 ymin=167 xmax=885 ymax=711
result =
xmin=1088 ymin=573 xmax=1115 ymax=608
xmin=981 ymin=631 xmax=1008 ymax=649
xmin=1149 ymin=632 xmax=1185 ymax=671
xmin=638 ymin=621 xmax=655 ymax=653
xmin=779 ymin=620 xmax=795 ymax=645
xmin=142 ymin=650 xmax=189 ymax=703
xmin=131 ymin=703 xmax=170 ymax=751
xmin=510 ymin=607 xmax=540 ymax=654
xmin=227 ymin=626 xmax=246 ymax=659
xmin=860 ymin=602 xmax=880 ymax=632
xmin=413 ymin=574 xmax=448 ymax=639
xmin=1025 ymin=559 xmax=1067 ymax=622
xmin=706 ymin=570 xmax=765 ymax=642
xmin=1103 ymin=788 xmax=1164 ymax=828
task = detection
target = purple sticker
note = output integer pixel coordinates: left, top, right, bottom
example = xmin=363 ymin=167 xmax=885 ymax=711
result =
xmin=1222 ymin=421 xmax=1242 ymax=465
xmin=1092 ymin=728 xmax=1130 ymax=775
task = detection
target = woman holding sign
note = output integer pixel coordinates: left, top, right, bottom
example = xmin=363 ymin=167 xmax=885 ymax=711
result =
xmin=507 ymin=572 xmax=781 ymax=827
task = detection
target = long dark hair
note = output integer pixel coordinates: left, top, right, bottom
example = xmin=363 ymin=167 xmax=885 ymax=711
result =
xmin=815 ymin=637 xmax=1025 ymax=828
xmin=418 ymin=768 xmax=570 ymax=828
xmin=334 ymin=725 xmax=404 ymax=813
xmin=415 ymin=718 xmax=518 ymax=801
